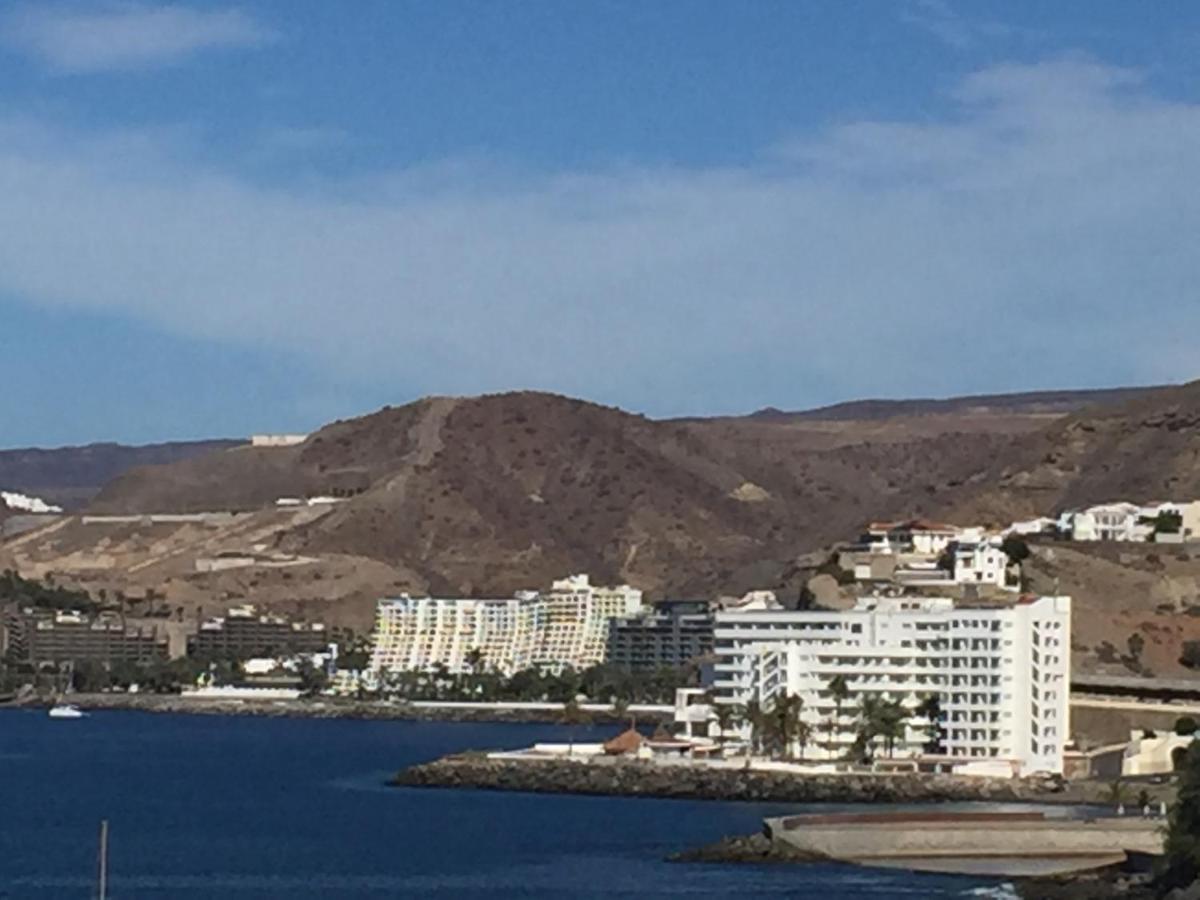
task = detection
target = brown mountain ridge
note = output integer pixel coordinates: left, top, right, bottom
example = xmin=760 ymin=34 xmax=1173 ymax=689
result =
xmin=8 ymin=382 xmax=1200 ymax=649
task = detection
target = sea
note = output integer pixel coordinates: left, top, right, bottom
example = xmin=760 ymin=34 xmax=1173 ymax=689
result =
xmin=0 ymin=710 xmax=1023 ymax=898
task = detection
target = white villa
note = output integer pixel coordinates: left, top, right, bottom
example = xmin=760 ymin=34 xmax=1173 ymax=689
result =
xmin=711 ymin=594 xmax=1071 ymax=776
xmin=852 ymin=521 xmax=1016 ymax=592
xmin=1058 ymin=500 xmax=1200 ymax=544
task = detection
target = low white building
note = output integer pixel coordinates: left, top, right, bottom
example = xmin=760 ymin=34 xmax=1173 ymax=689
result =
xmin=1004 ymin=517 xmax=1057 ymax=537
xmin=1057 ymin=500 xmax=1200 ymax=543
xmin=1062 ymin=503 xmax=1151 ymax=543
xmin=251 ymin=434 xmax=308 ymax=447
xmin=862 ymin=519 xmax=960 ymax=556
xmin=1122 ymin=730 xmax=1195 ymax=776
xmin=949 ymin=537 xmax=1011 ymax=588
xmin=712 ymin=594 xmax=1071 ymax=775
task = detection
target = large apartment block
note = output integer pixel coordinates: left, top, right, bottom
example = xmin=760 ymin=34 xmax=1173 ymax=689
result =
xmin=369 ymin=574 xmax=643 ymax=676
xmin=188 ymin=605 xmax=329 ymax=660
xmin=537 ymin=574 xmax=643 ymax=673
xmin=9 ymin=609 xmax=169 ymax=665
xmin=606 ymin=600 xmax=714 ymax=671
xmin=712 ymin=594 xmax=1071 ymax=775
xmin=370 ymin=592 xmax=544 ymax=675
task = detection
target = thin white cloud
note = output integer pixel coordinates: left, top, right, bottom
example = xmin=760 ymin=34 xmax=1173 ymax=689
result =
xmin=2 ymin=3 xmax=274 ymax=73
xmin=900 ymin=0 xmax=1030 ymax=51
xmin=0 ymin=59 xmax=1197 ymax=415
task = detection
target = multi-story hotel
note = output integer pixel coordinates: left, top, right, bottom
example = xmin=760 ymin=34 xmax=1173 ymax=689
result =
xmin=535 ymin=574 xmax=643 ymax=672
xmin=712 ymin=594 xmax=1071 ymax=775
xmin=606 ymin=600 xmax=714 ymax=672
xmin=188 ymin=605 xmax=329 ymax=660
xmin=369 ymin=574 xmax=644 ymax=677
xmin=369 ymin=591 xmax=544 ymax=676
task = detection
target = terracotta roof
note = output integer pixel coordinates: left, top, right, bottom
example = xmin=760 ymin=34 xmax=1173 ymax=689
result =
xmin=603 ymin=726 xmax=644 ymax=755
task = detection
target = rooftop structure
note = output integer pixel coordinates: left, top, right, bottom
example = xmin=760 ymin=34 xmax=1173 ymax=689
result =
xmin=712 ymin=594 xmax=1071 ymax=775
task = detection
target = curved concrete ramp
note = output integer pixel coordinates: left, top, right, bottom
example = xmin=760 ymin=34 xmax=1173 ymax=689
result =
xmin=764 ymin=810 xmax=1162 ymax=877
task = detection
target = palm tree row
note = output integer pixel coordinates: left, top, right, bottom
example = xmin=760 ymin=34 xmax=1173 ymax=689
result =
xmin=712 ymin=679 xmax=939 ymax=765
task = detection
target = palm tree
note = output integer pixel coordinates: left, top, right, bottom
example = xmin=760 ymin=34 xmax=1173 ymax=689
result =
xmin=745 ymin=699 xmax=765 ymax=755
xmin=713 ymin=701 xmax=739 ymax=747
xmin=827 ymin=674 xmax=850 ymax=756
xmin=771 ymin=692 xmax=804 ymax=759
xmin=795 ymin=718 xmax=813 ymax=760
xmin=877 ymin=699 xmax=909 ymax=758
xmin=464 ymin=647 xmax=484 ymax=674
xmin=855 ymin=695 xmax=886 ymax=761
xmin=916 ymin=694 xmax=946 ymax=755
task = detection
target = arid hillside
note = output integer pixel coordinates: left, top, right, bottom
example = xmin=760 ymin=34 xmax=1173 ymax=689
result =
xmin=0 ymin=440 xmax=241 ymax=510
xmin=7 ymin=382 xmax=1200 ymax=640
xmin=83 ymin=390 xmax=1079 ymax=601
xmin=942 ymin=381 xmax=1200 ymax=526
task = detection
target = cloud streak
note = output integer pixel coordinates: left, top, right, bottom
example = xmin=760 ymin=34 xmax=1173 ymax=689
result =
xmin=0 ymin=59 xmax=1197 ymax=415
xmin=2 ymin=3 xmax=273 ymax=72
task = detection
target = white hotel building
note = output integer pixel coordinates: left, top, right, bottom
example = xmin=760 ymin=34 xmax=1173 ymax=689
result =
xmin=369 ymin=575 xmax=643 ymax=677
xmin=712 ymin=594 xmax=1071 ymax=775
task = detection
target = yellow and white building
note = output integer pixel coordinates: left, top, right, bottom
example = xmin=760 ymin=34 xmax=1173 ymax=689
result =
xmin=369 ymin=574 xmax=643 ymax=676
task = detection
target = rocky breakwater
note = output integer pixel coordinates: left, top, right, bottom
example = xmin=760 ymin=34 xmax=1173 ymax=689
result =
xmin=49 ymin=694 xmax=668 ymax=726
xmin=392 ymin=754 xmax=1069 ymax=804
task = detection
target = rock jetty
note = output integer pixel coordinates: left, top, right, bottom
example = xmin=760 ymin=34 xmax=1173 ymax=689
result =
xmin=666 ymin=832 xmax=823 ymax=864
xmin=392 ymin=754 xmax=1071 ymax=804
xmin=34 ymin=694 xmax=669 ymax=726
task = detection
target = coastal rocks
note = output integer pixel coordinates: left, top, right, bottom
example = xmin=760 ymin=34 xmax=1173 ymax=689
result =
xmin=667 ymin=832 xmax=823 ymax=864
xmin=1017 ymin=868 xmax=1156 ymax=899
xmin=392 ymin=755 xmax=1069 ymax=804
xmin=50 ymin=694 xmax=671 ymax=726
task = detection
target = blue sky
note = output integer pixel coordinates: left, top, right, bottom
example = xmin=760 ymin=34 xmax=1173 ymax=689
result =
xmin=3 ymin=1 xmax=1200 ymax=446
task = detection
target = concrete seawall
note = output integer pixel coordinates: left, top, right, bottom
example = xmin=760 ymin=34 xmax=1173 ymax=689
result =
xmin=393 ymin=754 xmax=1074 ymax=804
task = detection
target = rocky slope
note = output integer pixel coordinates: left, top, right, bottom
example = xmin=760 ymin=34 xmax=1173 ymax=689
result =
xmin=944 ymin=381 xmax=1200 ymax=525
xmin=84 ymin=390 xmax=1064 ymax=600
xmin=0 ymin=439 xmax=241 ymax=510
xmin=8 ymin=382 xmax=1200 ymax=638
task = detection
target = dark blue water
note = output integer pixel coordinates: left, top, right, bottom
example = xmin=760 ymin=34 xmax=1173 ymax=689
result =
xmin=0 ymin=710 xmax=1018 ymax=898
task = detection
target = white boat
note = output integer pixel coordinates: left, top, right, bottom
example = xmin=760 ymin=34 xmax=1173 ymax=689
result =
xmin=48 ymin=704 xmax=86 ymax=719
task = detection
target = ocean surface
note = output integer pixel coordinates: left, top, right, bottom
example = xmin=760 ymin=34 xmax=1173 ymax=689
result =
xmin=0 ymin=710 xmax=1022 ymax=898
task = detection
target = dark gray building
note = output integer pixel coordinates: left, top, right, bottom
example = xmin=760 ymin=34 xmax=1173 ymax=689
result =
xmin=187 ymin=606 xmax=328 ymax=660
xmin=12 ymin=609 xmax=168 ymax=665
xmin=606 ymin=601 xmax=714 ymax=671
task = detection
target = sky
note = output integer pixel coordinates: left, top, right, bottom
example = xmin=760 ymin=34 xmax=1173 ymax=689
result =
xmin=3 ymin=1 xmax=1200 ymax=446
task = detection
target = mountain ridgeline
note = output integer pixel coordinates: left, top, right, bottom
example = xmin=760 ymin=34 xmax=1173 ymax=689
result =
xmin=77 ymin=382 xmax=1199 ymax=600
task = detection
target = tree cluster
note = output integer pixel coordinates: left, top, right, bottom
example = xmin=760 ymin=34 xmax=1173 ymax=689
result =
xmin=0 ymin=569 xmax=97 ymax=614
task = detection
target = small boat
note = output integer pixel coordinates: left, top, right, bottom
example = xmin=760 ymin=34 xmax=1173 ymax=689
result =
xmin=48 ymin=704 xmax=86 ymax=719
